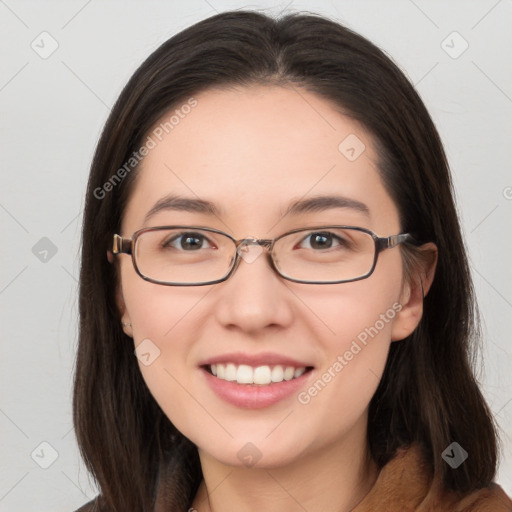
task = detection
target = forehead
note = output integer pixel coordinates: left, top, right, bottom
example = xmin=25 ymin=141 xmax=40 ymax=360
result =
xmin=121 ymin=85 xmax=400 ymax=234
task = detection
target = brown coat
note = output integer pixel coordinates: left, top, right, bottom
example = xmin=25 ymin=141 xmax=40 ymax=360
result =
xmin=75 ymin=444 xmax=512 ymax=511
xmin=353 ymin=444 xmax=512 ymax=512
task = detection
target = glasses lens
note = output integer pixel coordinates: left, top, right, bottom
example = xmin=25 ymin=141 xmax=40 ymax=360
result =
xmin=135 ymin=228 xmax=235 ymax=284
xmin=273 ymin=228 xmax=376 ymax=283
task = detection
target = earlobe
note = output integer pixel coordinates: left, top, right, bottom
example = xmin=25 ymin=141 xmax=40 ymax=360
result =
xmin=390 ymin=242 xmax=438 ymax=342
xmin=109 ymin=259 xmax=133 ymax=337
xmin=390 ymin=279 xmax=424 ymax=342
xmin=119 ymin=295 xmax=133 ymax=338
xmin=121 ymin=316 xmax=133 ymax=337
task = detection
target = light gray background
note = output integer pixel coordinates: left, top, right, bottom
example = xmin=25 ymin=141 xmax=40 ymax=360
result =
xmin=1 ymin=0 xmax=511 ymax=510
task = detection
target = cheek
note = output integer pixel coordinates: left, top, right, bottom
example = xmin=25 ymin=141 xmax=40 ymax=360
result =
xmin=119 ymin=265 xmax=207 ymax=427
xmin=120 ymin=257 xmax=207 ymax=340
xmin=292 ymin=259 xmax=403 ymax=430
xmin=301 ymin=254 xmax=403 ymax=357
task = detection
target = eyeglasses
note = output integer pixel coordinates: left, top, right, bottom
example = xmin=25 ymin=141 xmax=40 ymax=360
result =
xmin=112 ymin=225 xmax=414 ymax=286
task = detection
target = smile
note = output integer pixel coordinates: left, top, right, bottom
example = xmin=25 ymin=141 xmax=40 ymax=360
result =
xmin=208 ymin=363 xmax=308 ymax=385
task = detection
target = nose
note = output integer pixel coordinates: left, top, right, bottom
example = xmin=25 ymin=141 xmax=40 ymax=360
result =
xmin=213 ymin=242 xmax=294 ymax=334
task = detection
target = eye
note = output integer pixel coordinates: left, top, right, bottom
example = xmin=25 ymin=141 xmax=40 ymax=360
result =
xmin=299 ymin=231 xmax=347 ymax=250
xmin=164 ymin=232 xmax=213 ymax=251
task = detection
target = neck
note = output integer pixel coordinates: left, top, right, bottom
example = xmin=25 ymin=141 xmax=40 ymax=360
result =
xmin=191 ymin=424 xmax=378 ymax=512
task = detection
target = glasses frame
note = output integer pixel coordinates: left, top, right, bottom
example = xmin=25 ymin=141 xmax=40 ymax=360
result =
xmin=112 ymin=225 xmax=415 ymax=286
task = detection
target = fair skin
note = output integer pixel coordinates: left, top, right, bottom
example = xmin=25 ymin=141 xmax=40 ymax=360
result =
xmin=113 ymin=85 xmax=436 ymax=512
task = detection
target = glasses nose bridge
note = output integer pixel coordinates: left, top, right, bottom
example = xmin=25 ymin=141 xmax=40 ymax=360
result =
xmin=231 ymin=237 xmax=276 ymax=274
xmin=235 ymin=237 xmax=274 ymax=251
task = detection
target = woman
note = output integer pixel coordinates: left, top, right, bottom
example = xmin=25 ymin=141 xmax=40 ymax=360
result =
xmin=73 ymin=10 xmax=512 ymax=512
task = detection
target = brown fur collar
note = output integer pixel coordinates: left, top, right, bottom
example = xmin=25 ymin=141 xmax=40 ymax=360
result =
xmin=353 ymin=444 xmax=512 ymax=511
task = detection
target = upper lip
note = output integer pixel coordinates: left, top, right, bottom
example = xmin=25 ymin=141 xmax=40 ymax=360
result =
xmin=199 ymin=352 xmax=313 ymax=368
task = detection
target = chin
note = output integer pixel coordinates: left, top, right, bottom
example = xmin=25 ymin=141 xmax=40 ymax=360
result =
xmin=191 ymin=429 xmax=313 ymax=469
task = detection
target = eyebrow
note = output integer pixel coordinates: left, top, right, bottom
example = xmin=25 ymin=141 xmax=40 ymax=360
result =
xmin=283 ymin=195 xmax=370 ymax=217
xmin=144 ymin=194 xmax=222 ymax=223
xmin=143 ymin=193 xmax=370 ymax=224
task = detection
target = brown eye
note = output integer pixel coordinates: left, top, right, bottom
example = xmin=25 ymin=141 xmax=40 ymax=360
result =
xmin=163 ymin=232 xmax=210 ymax=251
xmin=299 ymin=232 xmax=346 ymax=250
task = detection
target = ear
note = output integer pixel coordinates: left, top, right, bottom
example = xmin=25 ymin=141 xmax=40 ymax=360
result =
xmin=391 ymin=242 xmax=438 ymax=342
xmin=107 ymin=250 xmax=133 ymax=337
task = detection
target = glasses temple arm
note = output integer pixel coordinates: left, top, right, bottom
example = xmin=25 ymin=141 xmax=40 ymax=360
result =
xmin=378 ymin=233 xmax=416 ymax=250
xmin=112 ymin=234 xmax=133 ymax=255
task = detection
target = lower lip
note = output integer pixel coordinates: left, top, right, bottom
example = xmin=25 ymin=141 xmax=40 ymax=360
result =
xmin=201 ymin=367 xmax=313 ymax=409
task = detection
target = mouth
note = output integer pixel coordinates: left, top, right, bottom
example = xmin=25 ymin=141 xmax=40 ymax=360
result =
xmin=200 ymin=356 xmax=315 ymax=409
xmin=203 ymin=363 xmax=314 ymax=385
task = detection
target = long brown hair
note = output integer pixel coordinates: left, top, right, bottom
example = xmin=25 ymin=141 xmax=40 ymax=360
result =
xmin=74 ymin=10 xmax=498 ymax=511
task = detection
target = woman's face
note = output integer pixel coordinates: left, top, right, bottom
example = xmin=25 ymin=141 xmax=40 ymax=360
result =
xmin=117 ymin=85 xmax=419 ymax=468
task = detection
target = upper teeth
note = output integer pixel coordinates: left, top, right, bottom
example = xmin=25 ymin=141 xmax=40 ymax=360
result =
xmin=211 ymin=363 xmax=306 ymax=385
